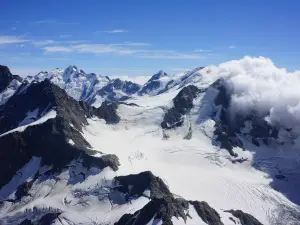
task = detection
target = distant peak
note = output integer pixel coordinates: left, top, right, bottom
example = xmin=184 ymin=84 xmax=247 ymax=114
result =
xmin=66 ymin=65 xmax=78 ymax=71
xmin=148 ymin=70 xmax=168 ymax=82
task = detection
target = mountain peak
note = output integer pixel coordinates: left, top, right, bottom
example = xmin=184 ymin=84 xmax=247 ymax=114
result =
xmin=148 ymin=70 xmax=169 ymax=82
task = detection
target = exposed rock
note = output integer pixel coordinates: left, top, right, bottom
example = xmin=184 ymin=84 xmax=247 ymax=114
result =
xmin=114 ymin=171 xmax=171 ymax=199
xmin=213 ymin=81 xmax=243 ymax=156
xmin=96 ymin=78 xmax=141 ymax=101
xmin=115 ymin=197 xmax=189 ymax=225
xmin=190 ymin=201 xmax=224 ymax=225
xmin=0 ymin=79 xmax=119 ymax=135
xmin=161 ymin=85 xmax=202 ymax=129
xmin=0 ymin=117 xmax=120 ymax=189
xmin=139 ymin=71 xmax=169 ymax=95
xmin=0 ymin=65 xmax=22 ymax=93
xmin=225 ymin=210 xmax=263 ymax=225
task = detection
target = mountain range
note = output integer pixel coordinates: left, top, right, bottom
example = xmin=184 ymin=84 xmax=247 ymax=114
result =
xmin=0 ymin=57 xmax=300 ymax=225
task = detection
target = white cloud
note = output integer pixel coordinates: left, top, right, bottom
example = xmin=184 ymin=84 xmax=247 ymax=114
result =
xmin=103 ymin=29 xmax=128 ymax=33
xmin=193 ymin=49 xmax=211 ymax=52
xmin=0 ymin=36 xmax=30 ymax=45
xmin=209 ymin=56 xmax=300 ymax=136
xmin=229 ymin=45 xmax=236 ymax=49
xmin=11 ymin=27 xmax=17 ymax=31
xmin=33 ymin=40 xmax=57 ymax=46
xmin=122 ymin=42 xmax=150 ymax=46
xmin=42 ymin=44 xmax=205 ymax=59
xmin=43 ymin=46 xmax=74 ymax=53
xmin=35 ymin=20 xmax=56 ymax=24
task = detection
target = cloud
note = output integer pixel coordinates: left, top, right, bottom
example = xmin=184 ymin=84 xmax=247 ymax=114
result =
xmin=43 ymin=46 xmax=74 ymax=53
xmin=122 ymin=42 xmax=150 ymax=46
xmin=0 ymin=35 xmax=30 ymax=44
xmin=208 ymin=56 xmax=300 ymax=137
xmin=193 ymin=49 xmax=211 ymax=52
xmin=229 ymin=45 xmax=236 ymax=49
xmin=103 ymin=29 xmax=128 ymax=33
xmin=35 ymin=20 xmax=56 ymax=24
xmin=33 ymin=40 xmax=57 ymax=46
xmin=41 ymin=43 xmax=205 ymax=59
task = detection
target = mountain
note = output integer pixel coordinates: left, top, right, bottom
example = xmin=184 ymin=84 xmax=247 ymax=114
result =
xmin=0 ymin=66 xmax=22 ymax=105
xmin=1 ymin=57 xmax=300 ymax=225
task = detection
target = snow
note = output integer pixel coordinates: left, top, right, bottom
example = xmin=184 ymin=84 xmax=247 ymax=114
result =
xmin=2 ymin=58 xmax=300 ymax=224
xmin=0 ymin=79 xmax=21 ymax=105
xmin=0 ymin=157 xmax=41 ymax=201
xmin=82 ymin=86 xmax=300 ymax=224
xmin=0 ymin=109 xmax=57 ymax=137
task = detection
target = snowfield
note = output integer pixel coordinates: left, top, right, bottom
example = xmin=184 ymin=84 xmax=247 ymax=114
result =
xmin=1 ymin=57 xmax=300 ymax=224
xmin=82 ymin=87 xmax=300 ymax=224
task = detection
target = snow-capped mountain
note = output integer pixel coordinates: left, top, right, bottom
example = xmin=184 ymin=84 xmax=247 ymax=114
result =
xmin=1 ymin=57 xmax=300 ymax=225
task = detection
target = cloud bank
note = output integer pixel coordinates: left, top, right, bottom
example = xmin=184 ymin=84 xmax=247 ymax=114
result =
xmin=209 ymin=56 xmax=300 ymax=135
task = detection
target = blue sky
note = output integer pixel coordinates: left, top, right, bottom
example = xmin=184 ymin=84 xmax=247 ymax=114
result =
xmin=1 ymin=0 xmax=300 ymax=77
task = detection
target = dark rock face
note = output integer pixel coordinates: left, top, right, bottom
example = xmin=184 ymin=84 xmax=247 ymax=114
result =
xmin=114 ymin=171 xmax=263 ymax=225
xmin=189 ymin=201 xmax=224 ymax=225
xmin=213 ymin=81 xmax=243 ymax=156
xmin=161 ymin=85 xmax=202 ymax=129
xmin=139 ymin=71 xmax=169 ymax=95
xmin=0 ymin=79 xmax=119 ymax=135
xmin=0 ymin=65 xmax=22 ymax=92
xmin=114 ymin=171 xmax=171 ymax=199
xmin=0 ymin=117 xmax=120 ymax=189
xmin=19 ymin=213 xmax=61 ymax=225
xmin=0 ymin=79 xmax=120 ymax=190
xmin=115 ymin=198 xmax=189 ymax=225
xmin=96 ymin=78 xmax=141 ymax=101
xmin=225 ymin=210 xmax=263 ymax=225
xmin=139 ymin=80 xmax=161 ymax=95
xmin=114 ymin=171 xmax=189 ymax=225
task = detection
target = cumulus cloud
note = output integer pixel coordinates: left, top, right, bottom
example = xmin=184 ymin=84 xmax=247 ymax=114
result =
xmin=210 ymin=56 xmax=300 ymax=134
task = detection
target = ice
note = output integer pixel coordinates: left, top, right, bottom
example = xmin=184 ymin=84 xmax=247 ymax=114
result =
xmin=0 ymin=157 xmax=41 ymax=201
xmin=0 ymin=110 xmax=57 ymax=137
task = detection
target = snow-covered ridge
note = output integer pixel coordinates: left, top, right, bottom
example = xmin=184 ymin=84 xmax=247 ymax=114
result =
xmin=1 ymin=57 xmax=300 ymax=224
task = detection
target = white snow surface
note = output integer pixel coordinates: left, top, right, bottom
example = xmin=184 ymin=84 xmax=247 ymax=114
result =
xmin=2 ymin=57 xmax=300 ymax=224
xmin=0 ymin=79 xmax=21 ymax=105
xmin=0 ymin=109 xmax=57 ymax=137
xmin=81 ymin=83 xmax=300 ymax=224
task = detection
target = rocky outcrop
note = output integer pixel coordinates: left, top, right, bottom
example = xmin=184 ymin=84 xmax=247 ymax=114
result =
xmin=114 ymin=171 xmax=262 ymax=225
xmin=190 ymin=201 xmax=223 ymax=225
xmin=213 ymin=80 xmax=243 ymax=156
xmin=114 ymin=171 xmax=171 ymax=199
xmin=139 ymin=71 xmax=169 ymax=95
xmin=0 ymin=117 xmax=120 ymax=189
xmin=225 ymin=210 xmax=263 ymax=225
xmin=95 ymin=78 xmax=141 ymax=102
xmin=0 ymin=79 xmax=120 ymax=190
xmin=161 ymin=85 xmax=202 ymax=129
xmin=115 ymin=197 xmax=189 ymax=225
xmin=0 ymin=65 xmax=22 ymax=92
xmin=0 ymin=79 xmax=119 ymax=135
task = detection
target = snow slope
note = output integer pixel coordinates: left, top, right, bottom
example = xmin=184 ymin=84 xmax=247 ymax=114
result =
xmin=1 ymin=57 xmax=300 ymax=224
